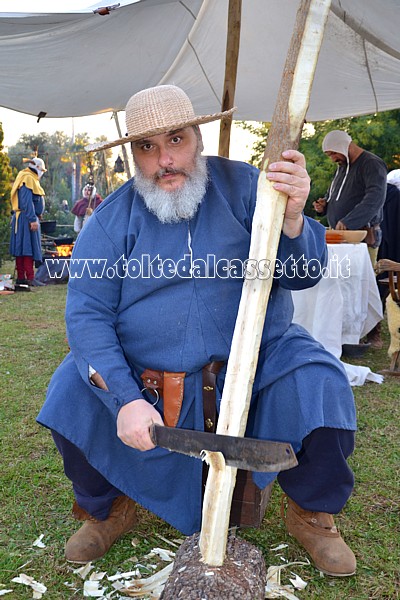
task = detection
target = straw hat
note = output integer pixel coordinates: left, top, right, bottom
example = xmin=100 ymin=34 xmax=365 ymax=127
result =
xmin=85 ymin=85 xmax=236 ymax=152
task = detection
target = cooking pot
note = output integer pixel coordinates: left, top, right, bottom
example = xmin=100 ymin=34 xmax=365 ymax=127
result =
xmin=40 ymin=220 xmax=57 ymax=234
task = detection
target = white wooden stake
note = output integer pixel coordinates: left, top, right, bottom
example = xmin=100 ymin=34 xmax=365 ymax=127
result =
xmin=199 ymin=0 xmax=332 ymax=566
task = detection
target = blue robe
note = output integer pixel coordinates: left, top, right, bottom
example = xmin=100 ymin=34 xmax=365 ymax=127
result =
xmin=9 ymin=184 xmax=44 ymax=262
xmin=38 ymin=156 xmax=356 ymax=534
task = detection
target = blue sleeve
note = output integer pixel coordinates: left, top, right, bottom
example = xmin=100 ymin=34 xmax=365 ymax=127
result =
xmin=275 ymin=216 xmax=328 ymax=290
xmin=18 ymin=184 xmax=37 ymax=222
xmin=65 ymin=214 xmax=143 ymax=418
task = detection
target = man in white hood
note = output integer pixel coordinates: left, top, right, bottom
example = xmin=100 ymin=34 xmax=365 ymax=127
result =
xmin=314 ymin=131 xmax=388 ymax=349
xmin=313 ymin=130 xmax=387 ymax=265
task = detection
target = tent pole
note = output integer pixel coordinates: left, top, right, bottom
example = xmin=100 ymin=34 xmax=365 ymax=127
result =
xmin=218 ymin=0 xmax=242 ymax=158
xmin=112 ymin=111 xmax=132 ymax=179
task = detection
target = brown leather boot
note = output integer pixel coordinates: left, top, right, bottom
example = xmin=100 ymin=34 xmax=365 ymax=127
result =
xmin=282 ymin=496 xmax=356 ymax=576
xmin=65 ymin=495 xmax=138 ymax=563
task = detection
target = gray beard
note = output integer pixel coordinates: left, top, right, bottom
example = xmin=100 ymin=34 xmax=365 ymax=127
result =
xmin=133 ymin=154 xmax=208 ymax=223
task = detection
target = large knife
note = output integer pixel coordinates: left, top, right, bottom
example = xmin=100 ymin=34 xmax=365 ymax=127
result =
xmin=149 ymin=424 xmax=297 ymax=472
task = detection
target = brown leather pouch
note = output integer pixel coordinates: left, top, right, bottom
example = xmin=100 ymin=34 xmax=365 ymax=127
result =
xmin=140 ymin=368 xmax=185 ymax=427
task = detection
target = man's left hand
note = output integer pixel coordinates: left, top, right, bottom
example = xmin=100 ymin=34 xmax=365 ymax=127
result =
xmin=266 ymin=149 xmax=310 ymax=239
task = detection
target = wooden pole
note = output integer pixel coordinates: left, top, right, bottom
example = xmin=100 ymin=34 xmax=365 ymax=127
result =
xmin=200 ymin=0 xmax=332 ymax=566
xmin=218 ymin=0 xmax=242 ymax=158
xmin=113 ymin=111 xmax=132 ymax=179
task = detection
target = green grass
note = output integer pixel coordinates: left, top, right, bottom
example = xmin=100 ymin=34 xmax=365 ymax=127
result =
xmin=0 ymin=263 xmax=399 ymax=599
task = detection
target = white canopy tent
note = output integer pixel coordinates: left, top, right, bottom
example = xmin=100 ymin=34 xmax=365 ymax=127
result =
xmin=0 ymin=0 xmax=399 ymax=125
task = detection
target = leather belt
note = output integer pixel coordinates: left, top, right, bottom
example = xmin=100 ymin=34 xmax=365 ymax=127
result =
xmin=202 ymin=361 xmax=224 ymax=432
xmin=140 ymin=361 xmax=224 ymax=429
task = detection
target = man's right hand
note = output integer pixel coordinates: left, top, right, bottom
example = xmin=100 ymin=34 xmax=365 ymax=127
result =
xmin=116 ymin=399 xmax=164 ymax=451
xmin=29 ymin=220 xmax=39 ymax=231
xmin=312 ymin=198 xmax=326 ymax=214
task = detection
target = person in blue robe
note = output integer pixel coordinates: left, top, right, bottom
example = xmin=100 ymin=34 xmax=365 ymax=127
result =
xmin=9 ymin=157 xmax=46 ymax=286
xmin=38 ymin=86 xmax=357 ymax=577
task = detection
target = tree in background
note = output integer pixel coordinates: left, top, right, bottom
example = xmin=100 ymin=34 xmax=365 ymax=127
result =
xmin=240 ymin=109 xmax=400 ymax=216
xmin=0 ymin=123 xmax=12 ymax=266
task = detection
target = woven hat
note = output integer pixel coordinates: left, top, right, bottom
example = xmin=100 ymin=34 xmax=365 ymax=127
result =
xmin=85 ymin=85 xmax=235 ymax=152
xmin=322 ymin=130 xmax=352 ymax=159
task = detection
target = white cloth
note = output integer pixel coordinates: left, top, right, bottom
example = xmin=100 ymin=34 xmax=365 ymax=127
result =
xmin=292 ymin=243 xmax=384 ymax=385
xmin=344 ymin=363 xmax=383 ymax=386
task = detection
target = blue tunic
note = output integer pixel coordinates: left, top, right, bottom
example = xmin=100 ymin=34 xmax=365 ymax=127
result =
xmin=38 ymin=157 xmax=356 ymax=534
xmin=9 ymin=184 xmax=44 ymax=261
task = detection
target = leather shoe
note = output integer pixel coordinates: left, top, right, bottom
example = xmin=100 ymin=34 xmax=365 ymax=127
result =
xmin=26 ymin=279 xmax=46 ymax=287
xmin=282 ymin=495 xmax=356 ymax=576
xmin=65 ymin=495 xmax=137 ymax=563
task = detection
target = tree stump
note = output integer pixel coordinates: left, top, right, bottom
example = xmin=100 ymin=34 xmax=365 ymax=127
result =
xmin=160 ymin=533 xmax=266 ymax=600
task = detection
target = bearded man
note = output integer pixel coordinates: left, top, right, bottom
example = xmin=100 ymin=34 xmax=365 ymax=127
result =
xmin=38 ymin=86 xmax=357 ymax=577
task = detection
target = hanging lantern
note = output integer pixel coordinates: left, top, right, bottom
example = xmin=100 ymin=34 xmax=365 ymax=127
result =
xmin=114 ymin=155 xmax=125 ymax=173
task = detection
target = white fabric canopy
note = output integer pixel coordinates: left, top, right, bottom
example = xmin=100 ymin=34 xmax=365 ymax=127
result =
xmin=0 ymin=0 xmax=399 ymax=122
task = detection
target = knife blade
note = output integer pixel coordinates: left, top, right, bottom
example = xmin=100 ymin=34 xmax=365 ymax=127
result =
xmin=149 ymin=424 xmax=297 ymax=472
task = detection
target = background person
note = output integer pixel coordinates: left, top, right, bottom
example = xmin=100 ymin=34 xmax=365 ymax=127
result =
xmin=378 ymin=174 xmax=400 ymax=268
xmin=38 ymin=85 xmax=357 ymax=577
xmin=313 ymin=130 xmax=387 ymax=266
xmin=386 ymin=168 xmax=400 ymax=191
xmin=370 ymin=176 xmax=400 ymax=348
xmin=9 ymin=157 xmax=47 ymax=287
xmin=71 ymin=178 xmax=102 ymax=233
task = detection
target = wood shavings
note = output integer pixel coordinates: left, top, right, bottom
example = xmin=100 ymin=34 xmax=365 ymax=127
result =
xmin=32 ymin=534 xmax=46 ymax=549
xmin=288 ymin=573 xmax=307 ymax=590
xmin=265 ymin=562 xmax=310 ymax=599
xmin=73 ymin=563 xmax=94 ymax=579
xmin=122 ymin=562 xmax=174 ymax=597
xmin=111 ymin=580 xmax=126 ymax=592
xmin=89 ymin=571 xmax=107 ymax=581
xmin=63 ymin=582 xmax=78 ymax=589
xmin=11 ymin=574 xmax=47 ymax=598
xmin=108 ymin=570 xmax=141 ymax=581
xmin=144 ymin=547 xmax=175 ymax=562
xmin=154 ymin=534 xmax=181 ymax=548
xmin=83 ymin=580 xmax=107 ymax=597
